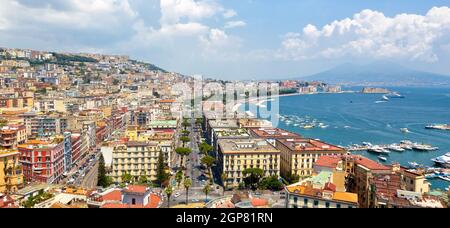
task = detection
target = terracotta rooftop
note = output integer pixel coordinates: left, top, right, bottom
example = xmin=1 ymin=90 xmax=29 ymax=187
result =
xmin=314 ymin=156 xmax=342 ymax=169
xmin=277 ymin=138 xmax=345 ymax=153
xmin=250 ymin=128 xmax=302 ymax=139
xmin=123 ymin=185 xmax=150 ymax=194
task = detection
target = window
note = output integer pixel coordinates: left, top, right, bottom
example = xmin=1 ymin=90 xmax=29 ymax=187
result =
xmin=132 ymin=198 xmax=136 ymax=205
xmin=303 ymin=198 xmax=308 ymax=205
xmin=314 ymin=200 xmax=319 ymax=207
xmin=325 ymin=202 xmax=330 ymax=208
xmin=336 ymin=204 xmax=341 ymax=208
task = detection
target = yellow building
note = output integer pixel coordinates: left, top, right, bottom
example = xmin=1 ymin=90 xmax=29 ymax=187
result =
xmin=218 ymin=138 xmax=280 ymax=188
xmin=0 ymin=149 xmax=23 ymax=193
xmin=111 ymin=141 xmax=162 ymax=183
xmin=276 ymin=138 xmax=347 ymax=179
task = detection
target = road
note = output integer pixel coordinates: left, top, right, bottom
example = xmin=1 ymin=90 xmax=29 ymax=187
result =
xmin=81 ymin=161 xmax=99 ymax=189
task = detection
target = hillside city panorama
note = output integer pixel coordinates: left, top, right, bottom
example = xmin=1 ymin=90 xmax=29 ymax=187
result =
xmin=0 ymin=1 xmax=450 ymax=216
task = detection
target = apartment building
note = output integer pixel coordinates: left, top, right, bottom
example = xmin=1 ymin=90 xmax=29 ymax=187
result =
xmin=0 ymin=149 xmax=23 ymax=193
xmin=18 ymin=138 xmax=65 ymax=184
xmin=276 ymin=138 xmax=347 ymax=179
xmin=0 ymin=124 xmax=27 ymax=149
xmin=111 ymin=140 xmax=162 ymax=183
xmin=217 ymin=138 xmax=280 ymax=188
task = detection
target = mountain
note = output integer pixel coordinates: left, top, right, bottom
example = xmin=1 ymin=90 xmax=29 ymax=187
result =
xmin=297 ymin=61 xmax=450 ymax=86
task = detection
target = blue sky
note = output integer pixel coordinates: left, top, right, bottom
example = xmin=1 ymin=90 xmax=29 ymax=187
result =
xmin=1 ymin=0 xmax=450 ymax=80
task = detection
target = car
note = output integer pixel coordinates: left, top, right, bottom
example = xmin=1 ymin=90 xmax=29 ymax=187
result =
xmin=174 ymin=193 xmax=181 ymax=198
xmin=192 ymin=199 xmax=200 ymax=203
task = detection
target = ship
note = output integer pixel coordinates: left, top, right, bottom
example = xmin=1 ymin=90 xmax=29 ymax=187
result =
xmin=425 ymin=124 xmax=450 ymax=130
xmin=431 ymin=153 xmax=450 ymax=168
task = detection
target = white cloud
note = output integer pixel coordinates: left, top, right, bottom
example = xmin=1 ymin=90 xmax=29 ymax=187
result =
xmin=223 ymin=9 xmax=237 ymax=19
xmin=224 ymin=20 xmax=246 ymax=29
xmin=277 ymin=7 xmax=450 ymax=62
xmin=160 ymin=0 xmax=223 ymax=25
xmin=0 ymin=0 xmax=137 ymax=31
xmin=199 ymin=29 xmax=242 ymax=59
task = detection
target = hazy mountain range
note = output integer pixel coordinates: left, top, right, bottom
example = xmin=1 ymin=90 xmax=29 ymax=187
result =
xmin=296 ymin=61 xmax=450 ymax=86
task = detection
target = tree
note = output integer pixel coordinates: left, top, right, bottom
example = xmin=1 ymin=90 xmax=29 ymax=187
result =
xmin=182 ymin=130 xmax=190 ymax=136
xmin=199 ymin=142 xmax=213 ymax=156
xmin=113 ymin=78 xmax=120 ymax=85
xmin=97 ymin=154 xmax=111 ymax=188
xmin=183 ymin=177 xmax=192 ymax=205
xmin=243 ymin=168 xmax=264 ymax=191
xmin=156 ymin=151 xmax=169 ymax=186
xmin=195 ymin=118 xmax=203 ymax=126
xmin=203 ymin=182 xmax=211 ymax=202
xmin=180 ymin=136 xmax=191 ymax=147
xmin=285 ymin=173 xmax=300 ymax=184
xmin=259 ymin=176 xmax=283 ymax=191
xmin=221 ymin=172 xmax=228 ymax=196
xmin=201 ymin=155 xmax=216 ymax=184
xmin=182 ymin=120 xmax=191 ymax=129
xmin=175 ymin=170 xmax=184 ymax=188
xmin=121 ymin=172 xmax=133 ymax=184
xmin=138 ymin=174 xmax=149 ymax=185
xmin=175 ymin=147 xmax=192 ymax=168
xmin=164 ymin=186 xmax=173 ymax=208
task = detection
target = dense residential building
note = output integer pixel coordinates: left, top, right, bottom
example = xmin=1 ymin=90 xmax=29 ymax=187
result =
xmin=212 ymin=128 xmax=250 ymax=153
xmin=217 ymin=138 xmax=280 ymax=188
xmin=18 ymin=138 xmax=65 ymax=184
xmin=111 ymin=140 xmax=162 ymax=183
xmin=0 ymin=149 xmax=23 ymax=193
xmin=249 ymin=128 xmax=302 ymax=147
xmin=276 ymin=138 xmax=347 ymax=179
xmin=285 ymin=171 xmax=358 ymax=208
xmin=0 ymin=124 xmax=27 ymax=149
xmin=238 ymin=118 xmax=273 ymax=129
xmin=314 ymin=155 xmax=436 ymax=208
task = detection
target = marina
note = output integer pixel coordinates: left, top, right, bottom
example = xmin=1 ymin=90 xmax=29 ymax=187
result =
xmin=345 ymin=141 xmax=439 ymax=153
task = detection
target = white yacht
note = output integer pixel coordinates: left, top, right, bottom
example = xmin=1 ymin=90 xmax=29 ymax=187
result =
xmin=388 ymin=144 xmax=405 ymax=152
xmin=431 ymin=153 xmax=450 ymax=168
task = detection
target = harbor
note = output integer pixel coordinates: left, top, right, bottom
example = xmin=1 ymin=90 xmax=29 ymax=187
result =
xmin=345 ymin=140 xmax=440 ymax=153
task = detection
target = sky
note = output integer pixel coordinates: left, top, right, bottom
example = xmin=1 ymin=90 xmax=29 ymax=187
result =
xmin=1 ymin=0 xmax=450 ymax=80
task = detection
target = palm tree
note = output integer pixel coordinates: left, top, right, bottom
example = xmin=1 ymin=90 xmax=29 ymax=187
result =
xmin=203 ymin=182 xmax=211 ymax=202
xmin=164 ymin=186 xmax=174 ymax=208
xmin=183 ymin=177 xmax=192 ymax=205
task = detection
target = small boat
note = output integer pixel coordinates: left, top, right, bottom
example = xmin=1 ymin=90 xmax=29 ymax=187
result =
xmin=303 ymin=125 xmax=314 ymax=129
xmin=382 ymin=95 xmax=389 ymax=101
xmin=408 ymin=162 xmax=420 ymax=169
xmin=400 ymin=128 xmax=410 ymax=133
xmin=378 ymin=156 xmax=388 ymax=162
xmin=386 ymin=92 xmax=405 ymax=98
xmin=368 ymin=146 xmax=390 ymax=154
